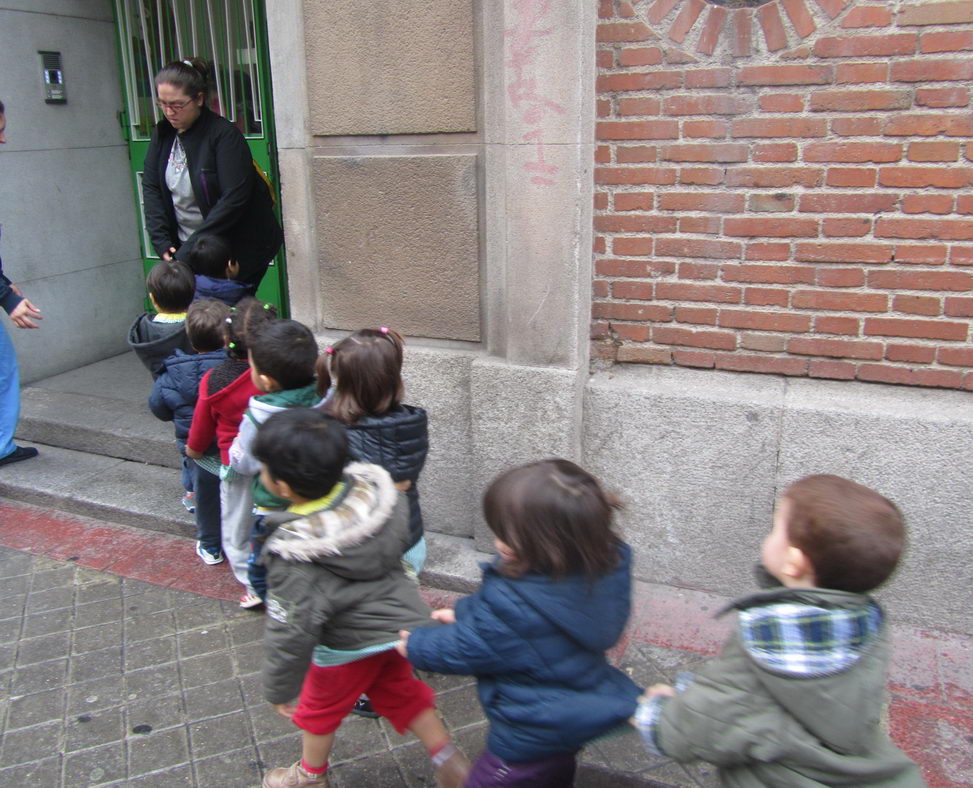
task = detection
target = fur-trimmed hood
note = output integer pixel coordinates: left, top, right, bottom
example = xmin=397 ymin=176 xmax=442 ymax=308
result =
xmin=263 ymin=463 xmax=408 ymax=580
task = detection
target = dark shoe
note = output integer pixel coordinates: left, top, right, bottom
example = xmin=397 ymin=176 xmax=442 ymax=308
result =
xmin=351 ymin=696 xmax=379 ymax=718
xmin=0 ymin=446 xmax=38 ymax=467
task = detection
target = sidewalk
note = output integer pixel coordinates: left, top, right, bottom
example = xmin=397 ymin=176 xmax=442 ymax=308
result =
xmin=0 ymin=499 xmax=969 ymax=787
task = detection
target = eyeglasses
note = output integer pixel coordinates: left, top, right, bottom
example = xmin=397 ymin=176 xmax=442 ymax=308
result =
xmin=156 ymin=99 xmax=193 ymax=112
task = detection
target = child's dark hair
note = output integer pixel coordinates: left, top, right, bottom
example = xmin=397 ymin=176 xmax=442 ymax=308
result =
xmin=146 ymin=260 xmax=195 ymax=312
xmin=483 ymin=459 xmax=622 ymax=581
xmin=186 ymin=299 xmax=230 ymax=352
xmin=250 ymin=320 xmax=318 ymax=391
xmin=154 ymin=58 xmax=210 ymax=100
xmin=253 ymin=408 xmax=348 ymax=500
xmin=783 ymin=474 xmax=905 ymax=593
xmin=187 ymin=235 xmax=232 ymax=279
xmin=224 ymin=297 xmax=277 ymax=360
xmin=316 ymin=327 xmax=405 ymax=423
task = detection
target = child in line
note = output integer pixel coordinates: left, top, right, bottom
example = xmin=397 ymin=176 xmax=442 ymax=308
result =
xmin=228 ymin=319 xmax=320 ymax=606
xmin=128 ymin=259 xmax=195 ymax=378
xmin=186 ymin=298 xmax=274 ymax=580
xmin=399 ymin=459 xmax=641 ymax=786
xmin=253 ymin=408 xmax=470 ymax=788
xmin=631 ymin=474 xmax=923 ymax=787
xmin=148 ymin=299 xmax=228 ymax=560
xmin=187 ymin=234 xmax=253 ymax=306
xmin=316 ymin=326 xmax=430 ymax=719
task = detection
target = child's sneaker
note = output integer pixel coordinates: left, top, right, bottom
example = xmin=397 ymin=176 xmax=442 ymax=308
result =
xmin=433 ymin=745 xmax=471 ymax=788
xmin=195 ymin=541 xmax=224 ymax=565
xmin=351 ymin=695 xmax=379 ymax=718
xmin=262 ymin=761 xmax=329 ymax=788
xmin=181 ymin=491 xmax=196 ymax=513
xmin=239 ymin=590 xmax=264 ymax=609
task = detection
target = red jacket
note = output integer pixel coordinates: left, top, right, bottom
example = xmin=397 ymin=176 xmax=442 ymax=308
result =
xmin=187 ymin=367 xmax=261 ymax=465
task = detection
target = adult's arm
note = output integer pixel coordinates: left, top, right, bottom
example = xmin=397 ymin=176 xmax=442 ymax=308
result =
xmin=141 ymin=131 xmax=177 ymax=258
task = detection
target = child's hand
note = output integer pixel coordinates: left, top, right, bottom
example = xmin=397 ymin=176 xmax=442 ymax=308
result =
xmin=393 ymin=480 xmax=412 ymax=492
xmin=272 ymin=701 xmax=297 ymax=719
xmin=431 ymin=608 xmax=456 ymax=624
xmin=185 ymin=446 xmax=203 ymax=460
xmin=647 ymin=683 xmax=676 ymax=698
xmin=395 ymin=630 xmax=410 ymax=657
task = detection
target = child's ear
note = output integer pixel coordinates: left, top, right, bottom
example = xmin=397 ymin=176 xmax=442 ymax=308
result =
xmin=226 ymin=260 xmax=240 ymax=280
xmin=783 ymin=546 xmax=816 ymax=586
xmin=258 ymin=372 xmax=279 ymax=392
xmin=148 ymin=293 xmax=161 ymax=312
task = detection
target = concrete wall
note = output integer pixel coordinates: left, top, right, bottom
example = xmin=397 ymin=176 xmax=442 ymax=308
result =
xmin=0 ymin=1 xmax=143 ymax=383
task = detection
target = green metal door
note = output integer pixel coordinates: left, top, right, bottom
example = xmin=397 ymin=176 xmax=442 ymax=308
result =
xmin=113 ymin=0 xmax=287 ymax=315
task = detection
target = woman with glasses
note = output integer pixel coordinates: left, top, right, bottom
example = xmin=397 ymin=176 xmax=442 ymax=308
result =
xmin=142 ymin=59 xmax=283 ymax=291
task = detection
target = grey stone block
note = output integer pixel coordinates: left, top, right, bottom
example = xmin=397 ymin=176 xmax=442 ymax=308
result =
xmin=422 ymin=531 xmax=489 ymax=594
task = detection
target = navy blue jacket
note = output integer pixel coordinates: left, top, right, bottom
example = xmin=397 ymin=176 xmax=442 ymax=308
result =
xmin=193 ymin=275 xmax=253 ymax=307
xmin=148 ymin=349 xmax=227 ymax=450
xmin=0 ymin=227 xmax=23 ymax=315
xmin=340 ymin=404 xmax=428 ymax=549
xmin=407 ymin=543 xmax=641 ymax=762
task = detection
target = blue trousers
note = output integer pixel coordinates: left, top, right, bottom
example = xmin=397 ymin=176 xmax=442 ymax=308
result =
xmin=193 ymin=464 xmax=222 ymax=553
xmin=247 ymin=514 xmax=269 ymax=600
xmin=0 ymin=319 xmax=20 ymax=459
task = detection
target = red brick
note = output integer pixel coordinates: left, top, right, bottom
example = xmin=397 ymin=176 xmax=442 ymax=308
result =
xmin=657 ymin=192 xmax=744 ymax=212
xmin=876 ymin=217 xmax=973 ymax=241
xmin=754 ymin=143 xmax=798 ymax=162
xmin=696 ymin=6 xmax=727 ymax=56
xmin=732 ymin=118 xmax=827 ymax=138
xmin=891 ymin=58 xmax=973 ymax=82
xmin=617 ymin=145 xmax=658 ymax=163
xmin=673 ymin=349 xmax=716 ymax=368
xmin=901 ymin=195 xmax=953 ymax=215
xmin=594 ymin=236 xmax=606 ymax=254
xmin=655 ymin=237 xmax=742 ymax=259
xmin=684 ymin=120 xmax=728 ymax=138
xmin=661 ymin=143 xmax=748 ymax=162
xmin=835 ymin=62 xmax=888 ymax=83
xmin=781 ymin=0 xmax=817 ymax=36
xmin=793 ymin=290 xmax=887 ymax=312
xmin=653 ymin=325 xmax=736 ymax=350
xmin=886 ymin=343 xmax=936 ymax=363
xmin=723 ymin=264 xmax=814 ymax=284
xmin=857 ymin=365 xmax=964 ymax=388
xmin=907 ymin=141 xmax=961 ymax=162
xmin=597 ymin=120 xmax=679 ymax=140
xmin=597 ymin=21 xmax=653 ymax=42
xmin=804 ymin=142 xmax=901 ymax=163
xmin=884 ymin=114 xmax=973 ymax=137
xmin=958 ymin=195 xmax=973 ymax=214
xmin=809 ymin=360 xmax=857 ymax=379
xmin=868 ymin=269 xmax=973 ymax=291
xmin=920 ymin=31 xmax=973 ymax=53
xmin=611 ymin=280 xmax=653 ymax=300
xmin=732 ymin=8 xmax=752 ymax=57
xmin=796 ymin=242 xmax=893 ymax=263
xmin=799 ymin=193 xmax=898 ymax=213
xmin=749 ymin=194 xmax=794 ymax=212
xmin=817 ymin=267 xmax=865 ymax=287
xmin=719 ymin=310 xmax=811 ymax=332
xmin=894 ymin=295 xmax=941 ymax=316
xmin=824 ymin=217 xmax=871 ymax=237
xmin=646 ymin=0 xmax=679 ymax=23
xmin=915 ymin=87 xmax=969 ymax=108
xmin=593 ymin=280 xmax=610 ymax=298
xmin=597 ymin=98 xmax=611 ymax=119
xmin=619 ymin=46 xmax=665 ymax=66
xmin=728 ymin=167 xmax=823 ymax=188
xmin=593 ymin=301 xmax=672 ymax=322
xmin=813 ymin=0 xmax=849 ymax=19
xmin=879 ymin=167 xmax=973 ymax=188
xmin=678 ymin=262 xmax=719 ymax=280
xmin=899 ymin=1 xmax=973 ymax=26
xmin=815 ymin=315 xmax=860 ymax=334
xmin=894 ymin=244 xmax=948 ymax=264
xmin=724 ymin=217 xmax=819 ymax=237
xmin=618 ymin=98 xmax=662 ymax=116
xmin=741 ymin=332 xmax=788 ymax=352
xmin=596 ymin=51 xmax=614 ymax=70
xmin=595 ymin=214 xmax=673 ymax=233
xmin=667 ymin=0 xmax=706 ymax=43
xmin=595 ymin=145 xmax=612 ymax=164
xmin=596 ymin=258 xmax=676 ymax=277
xmin=664 ymin=94 xmax=748 ymax=116
xmin=596 ymin=72 xmax=683 ymax=92
xmin=664 ymin=49 xmax=698 ymax=65
xmin=594 ymin=193 xmax=608 ymax=212
xmin=788 ymin=337 xmax=883 ymax=359
xmin=680 ymin=167 xmax=724 ymax=185
xmin=680 ymin=216 xmax=721 ymax=234
xmin=655 ymin=281 xmax=741 ymax=303
xmin=945 ymin=296 xmax=973 ymax=316
xmin=598 ymin=0 xmax=613 ymax=20
xmin=938 ymin=346 xmax=973 ymax=366
xmin=841 ymin=5 xmax=892 ymax=27
xmin=738 ymin=65 xmax=832 ymax=86
xmin=757 ymin=3 xmax=788 ymax=52
xmin=716 ymin=353 xmax=808 ymax=375
xmin=676 ymin=306 xmax=718 ymax=324
xmin=612 ymin=237 xmax=654 ymax=255
xmin=685 ymin=68 xmax=732 ymax=88
xmin=611 ymin=323 xmax=652 ymax=342
xmin=816 ymin=33 xmax=917 ymax=58
xmin=810 ymin=89 xmax=911 ymax=112
xmin=864 ymin=317 xmax=968 ymax=340
xmin=744 ymin=243 xmax=793 ymax=261
xmin=826 ymin=167 xmax=876 ymax=187
xmin=615 ymin=193 xmax=653 ymax=211
xmin=616 ymin=345 xmax=672 ymax=364
xmin=952 ymin=245 xmax=973 ymax=264
xmin=745 ymin=287 xmax=789 ymax=307
xmin=758 ymin=94 xmax=805 ymax=113
xmin=831 ymin=117 xmax=883 ymax=136
xmin=595 ymin=167 xmax=677 ymax=185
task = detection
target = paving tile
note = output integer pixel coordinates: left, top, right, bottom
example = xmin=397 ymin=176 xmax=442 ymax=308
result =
xmin=21 ymin=607 xmax=73 ymax=638
xmin=192 ymin=746 xmax=264 ymax=787
xmin=179 ymin=650 xmax=235 ymax=689
xmin=187 ymin=710 xmax=250 ymax=759
xmin=16 ymin=630 xmax=71 ymax=666
xmin=939 ymin=634 xmax=973 ymax=708
xmin=121 ymin=763 xmax=195 ymax=786
xmin=0 ymin=548 xmax=35 ymax=575
xmin=0 ymin=719 xmax=63 ymax=765
xmin=184 ymin=677 xmax=247 ymax=721
xmin=177 ymin=625 xmax=230 ymax=659
xmin=232 ymin=639 xmax=263 ymax=674
xmin=69 ymin=645 xmax=123 ymax=683
xmin=0 ymin=615 xmax=22 ymax=643
xmin=72 ymin=620 xmax=123 ymax=654
xmin=0 ymin=755 xmax=62 ymax=785
xmin=332 ymin=750 xmax=405 ymax=787
xmin=63 ymin=742 xmax=128 ymax=787
xmin=123 ymin=587 xmax=176 ymax=618
xmin=11 ymin=656 xmax=68 ymax=695
xmin=30 ymin=565 xmax=78 ymax=592
xmin=74 ymin=597 xmax=125 ymax=627
xmin=417 ymin=669 xmax=474 ymax=693
xmin=125 ymin=693 xmax=186 ymax=734
xmin=239 ymin=671 xmax=266 ymax=706
xmin=7 ymin=687 xmax=66 ymax=729
xmin=26 ymin=584 xmax=76 ymax=614
xmin=125 ymin=635 xmax=177 ymax=671
xmin=124 ymin=662 xmax=181 ymax=701
xmin=436 ymin=684 xmax=485 ymax=729
xmin=329 ymin=714 xmax=388 ymax=762
xmin=127 ymin=724 xmax=191 ymax=776
xmin=65 ymin=706 xmax=126 ymax=752
xmin=124 ymin=610 xmax=177 ymax=643
xmin=389 ymin=739 xmax=437 ymax=788
xmin=248 ymin=701 xmax=300 ymax=742
xmin=66 ymin=675 xmax=126 ymax=714
xmin=226 ymin=615 xmax=267 ymax=647
xmin=0 ymin=572 xmax=31 ymax=595
xmin=256 ymin=734 xmax=301 ymax=773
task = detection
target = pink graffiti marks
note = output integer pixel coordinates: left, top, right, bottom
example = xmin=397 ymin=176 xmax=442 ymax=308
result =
xmin=506 ymin=0 xmax=566 ymax=186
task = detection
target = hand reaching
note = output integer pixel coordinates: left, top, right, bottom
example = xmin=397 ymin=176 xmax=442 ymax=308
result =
xmin=9 ymin=291 xmax=41 ymax=329
xmin=431 ymin=608 xmax=456 ymax=624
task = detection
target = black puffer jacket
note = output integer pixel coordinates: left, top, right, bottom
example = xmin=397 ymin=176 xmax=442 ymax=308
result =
xmin=344 ymin=404 xmax=429 ymax=549
xmin=148 ymin=349 xmax=226 ymax=450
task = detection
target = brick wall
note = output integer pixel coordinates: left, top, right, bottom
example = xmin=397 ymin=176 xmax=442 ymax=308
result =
xmin=593 ymin=0 xmax=973 ymax=390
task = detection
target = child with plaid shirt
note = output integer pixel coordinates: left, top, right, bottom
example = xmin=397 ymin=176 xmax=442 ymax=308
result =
xmin=632 ymin=474 xmax=923 ymax=787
